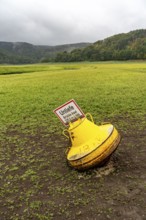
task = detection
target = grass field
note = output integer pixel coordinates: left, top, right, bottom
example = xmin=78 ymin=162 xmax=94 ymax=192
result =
xmin=0 ymin=62 xmax=146 ymax=219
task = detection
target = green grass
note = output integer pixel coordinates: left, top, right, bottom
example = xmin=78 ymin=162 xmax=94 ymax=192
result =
xmin=0 ymin=62 xmax=146 ymax=132
xmin=0 ymin=62 xmax=146 ymax=219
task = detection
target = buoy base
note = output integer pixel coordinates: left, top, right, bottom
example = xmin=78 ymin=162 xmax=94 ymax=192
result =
xmin=67 ymin=125 xmax=121 ymax=171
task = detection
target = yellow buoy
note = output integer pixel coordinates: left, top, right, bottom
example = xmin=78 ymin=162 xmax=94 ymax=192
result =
xmin=63 ymin=113 xmax=121 ymax=170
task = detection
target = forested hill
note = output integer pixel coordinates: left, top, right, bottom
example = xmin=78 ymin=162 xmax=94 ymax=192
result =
xmin=55 ymin=29 xmax=146 ymax=62
xmin=1 ymin=29 xmax=146 ymax=64
xmin=0 ymin=42 xmax=90 ymax=64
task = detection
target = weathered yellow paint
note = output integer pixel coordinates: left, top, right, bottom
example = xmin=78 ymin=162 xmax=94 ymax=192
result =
xmin=64 ymin=114 xmax=121 ymax=170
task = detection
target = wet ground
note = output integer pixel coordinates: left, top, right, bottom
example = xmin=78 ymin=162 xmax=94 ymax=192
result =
xmin=0 ymin=118 xmax=146 ymax=219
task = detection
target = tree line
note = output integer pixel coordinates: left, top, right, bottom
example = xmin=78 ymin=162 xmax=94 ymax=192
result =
xmin=1 ymin=29 xmax=146 ymax=64
xmin=54 ymin=29 xmax=146 ymax=62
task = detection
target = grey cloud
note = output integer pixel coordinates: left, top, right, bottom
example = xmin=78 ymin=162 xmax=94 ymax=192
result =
xmin=0 ymin=0 xmax=146 ymax=45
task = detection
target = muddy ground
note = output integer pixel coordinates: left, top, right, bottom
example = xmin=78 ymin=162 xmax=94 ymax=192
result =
xmin=0 ymin=117 xmax=146 ymax=220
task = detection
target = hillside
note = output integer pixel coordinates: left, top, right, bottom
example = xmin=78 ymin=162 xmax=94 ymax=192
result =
xmin=0 ymin=42 xmax=90 ymax=64
xmin=1 ymin=29 xmax=146 ymax=64
xmin=55 ymin=29 xmax=146 ymax=62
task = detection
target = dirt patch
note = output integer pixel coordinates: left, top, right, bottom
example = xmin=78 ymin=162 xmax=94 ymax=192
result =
xmin=0 ymin=119 xmax=146 ymax=220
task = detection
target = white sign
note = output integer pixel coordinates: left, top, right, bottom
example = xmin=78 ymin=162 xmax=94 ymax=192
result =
xmin=53 ymin=99 xmax=85 ymax=126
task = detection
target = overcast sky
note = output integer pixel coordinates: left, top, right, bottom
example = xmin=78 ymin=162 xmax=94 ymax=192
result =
xmin=0 ymin=0 xmax=146 ymax=45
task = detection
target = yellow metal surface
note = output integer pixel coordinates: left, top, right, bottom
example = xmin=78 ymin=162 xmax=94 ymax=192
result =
xmin=65 ymin=114 xmax=121 ymax=170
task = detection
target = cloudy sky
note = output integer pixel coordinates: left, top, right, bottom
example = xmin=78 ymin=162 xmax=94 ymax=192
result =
xmin=0 ymin=0 xmax=146 ymax=45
